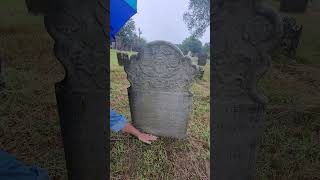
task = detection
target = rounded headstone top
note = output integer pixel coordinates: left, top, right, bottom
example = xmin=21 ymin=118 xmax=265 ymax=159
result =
xmin=124 ymin=40 xmax=196 ymax=93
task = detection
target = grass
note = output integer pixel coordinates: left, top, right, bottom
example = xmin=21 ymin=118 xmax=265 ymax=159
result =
xmin=255 ymin=1 xmax=320 ymax=179
xmin=110 ymin=49 xmax=210 ymax=179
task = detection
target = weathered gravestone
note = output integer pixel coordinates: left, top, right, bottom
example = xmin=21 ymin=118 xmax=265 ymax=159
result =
xmin=197 ymin=53 xmax=208 ymax=66
xmin=194 ymin=65 xmax=205 ymax=80
xmin=124 ymin=41 xmax=197 ymax=138
xmin=26 ymin=0 xmax=109 ymax=179
xmin=212 ymin=0 xmax=282 ymax=179
xmin=116 ymin=53 xmax=126 ymax=66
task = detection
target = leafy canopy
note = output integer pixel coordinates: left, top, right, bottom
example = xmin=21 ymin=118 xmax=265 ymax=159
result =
xmin=183 ymin=0 xmax=210 ymax=38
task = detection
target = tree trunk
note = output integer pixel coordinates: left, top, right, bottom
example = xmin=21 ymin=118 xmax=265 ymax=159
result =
xmin=212 ymin=0 xmax=282 ymax=179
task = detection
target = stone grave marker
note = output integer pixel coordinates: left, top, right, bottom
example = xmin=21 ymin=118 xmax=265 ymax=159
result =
xmin=26 ymin=0 xmax=109 ymax=179
xmin=124 ymin=41 xmax=197 ymax=138
xmin=197 ymin=53 xmax=208 ymax=66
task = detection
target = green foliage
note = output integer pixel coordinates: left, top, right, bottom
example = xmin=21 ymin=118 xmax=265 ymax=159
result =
xmin=136 ymin=37 xmax=147 ymax=49
xmin=180 ymin=36 xmax=203 ymax=55
xmin=202 ymin=42 xmax=210 ymax=55
xmin=117 ymin=19 xmax=137 ymax=49
xmin=183 ymin=0 xmax=210 ymax=38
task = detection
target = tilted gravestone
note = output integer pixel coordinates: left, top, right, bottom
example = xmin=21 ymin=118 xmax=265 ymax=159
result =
xmin=25 ymin=0 xmax=109 ymax=179
xmin=124 ymin=41 xmax=197 ymax=138
xmin=212 ymin=0 xmax=282 ymax=179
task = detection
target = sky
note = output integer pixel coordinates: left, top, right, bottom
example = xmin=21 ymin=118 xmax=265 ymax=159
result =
xmin=132 ymin=0 xmax=210 ymax=45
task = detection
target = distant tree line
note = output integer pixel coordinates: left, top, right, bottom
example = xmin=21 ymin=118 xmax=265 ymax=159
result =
xmin=113 ymin=19 xmax=147 ymax=51
xmin=176 ymin=36 xmax=210 ymax=58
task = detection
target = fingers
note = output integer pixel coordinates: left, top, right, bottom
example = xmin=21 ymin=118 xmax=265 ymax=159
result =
xmin=147 ymin=134 xmax=158 ymax=141
xmin=142 ymin=139 xmax=152 ymax=145
xmin=138 ymin=133 xmax=159 ymax=145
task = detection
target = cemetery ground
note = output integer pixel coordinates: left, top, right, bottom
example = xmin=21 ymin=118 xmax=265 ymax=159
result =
xmin=0 ymin=0 xmax=320 ymax=179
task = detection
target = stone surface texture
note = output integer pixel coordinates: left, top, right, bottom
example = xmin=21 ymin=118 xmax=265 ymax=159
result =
xmin=43 ymin=1 xmax=109 ymax=180
xmin=124 ymin=41 xmax=197 ymax=138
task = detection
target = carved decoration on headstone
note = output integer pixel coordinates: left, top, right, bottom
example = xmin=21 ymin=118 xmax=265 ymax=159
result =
xmin=212 ymin=0 xmax=282 ymax=179
xmin=41 ymin=0 xmax=109 ymax=179
xmin=124 ymin=41 xmax=197 ymax=138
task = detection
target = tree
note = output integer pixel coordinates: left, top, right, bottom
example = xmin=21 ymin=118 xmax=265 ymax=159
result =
xmin=202 ymin=42 xmax=210 ymax=55
xmin=117 ymin=19 xmax=137 ymax=50
xmin=133 ymin=36 xmax=147 ymax=51
xmin=180 ymin=36 xmax=203 ymax=55
xmin=183 ymin=0 xmax=210 ymax=38
xmin=176 ymin=44 xmax=185 ymax=54
xmin=136 ymin=37 xmax=147 ymax=47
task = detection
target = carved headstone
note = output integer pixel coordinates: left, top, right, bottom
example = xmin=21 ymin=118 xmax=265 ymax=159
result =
xmin=197 ymin=53 xmax=207 ymax=66
xmin=212 ymin=1 xmax=282 ymax=179
xmin=41 ymin=0 xmax=109 ymax=179
xmin=124 ymin=41 xmax=197 ymax=138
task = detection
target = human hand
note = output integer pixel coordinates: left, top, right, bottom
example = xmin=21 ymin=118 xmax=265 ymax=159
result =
xmin=137 ymin=133 xmax=158 ymax=144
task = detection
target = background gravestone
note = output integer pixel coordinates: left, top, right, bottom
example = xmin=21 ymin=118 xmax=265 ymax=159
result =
xmin=197 ymin=53 xmax=208 ymax=66
xmin=194 ymin=65 xmax=205 ymax=80
xmin=212 ymin=0 xmax=282 ymax=179
xmin=124 ymin=41 xmax=197 ymax=138
xmin=116 ymin=53 xmax=126 ymax=66
xmin=25 ymin=0 xmax=109 ymax=179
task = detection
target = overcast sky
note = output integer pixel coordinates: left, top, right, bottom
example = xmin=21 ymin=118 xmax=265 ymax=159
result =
xmin=132 ymin=0 xmax=210 ymax=44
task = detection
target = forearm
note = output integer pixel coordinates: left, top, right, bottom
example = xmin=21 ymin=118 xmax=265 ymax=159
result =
xmin=121 ymin=123 xmax=142 ymax=137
